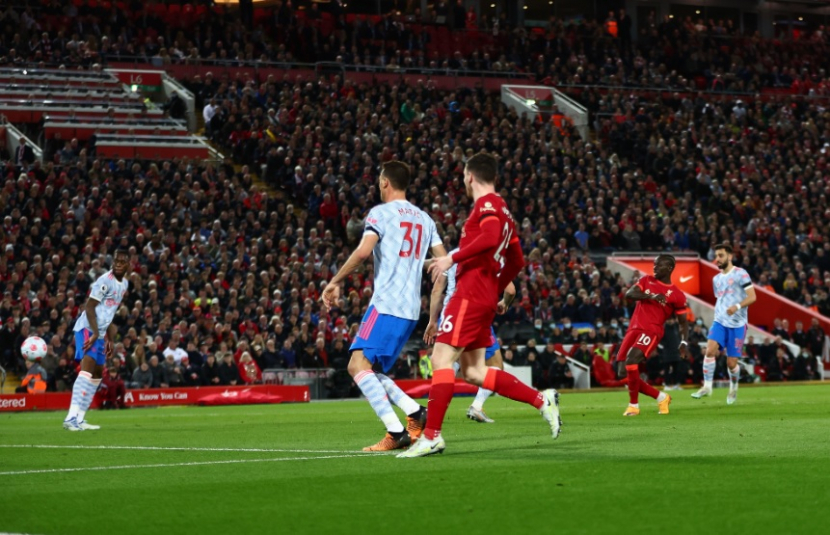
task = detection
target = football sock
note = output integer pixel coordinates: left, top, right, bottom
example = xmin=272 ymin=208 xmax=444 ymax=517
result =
xmin=702 ymin=357 xmax=716 ymax=389
xmin=483 ymin=368 xmax=545 ymax=410
xmin=423 ymin=368 xmax=456 ymax=440
xmin=728 ymin=364 xmax=740 ymax=390
xmin=376 ymin=373 xmax=422 ymax=416
xmin=77 ymin=377 xmax=101 ymax=422
xmin=452 ymin=361 xmax=461 ymax=374
xmin=471 ymin=386 xmax=494 ymax=411
xmin=639 ymin=380 xmax=661 ymax=400
xmin=656 ymin=392 xmax=668 ymax=403
xmin=355 ymin=371 xmax=404 ymax=433
xmin=66 ymin=371 xmax=93 ymax=421
xmin=626 ymin=364 xmax=640 ymax=405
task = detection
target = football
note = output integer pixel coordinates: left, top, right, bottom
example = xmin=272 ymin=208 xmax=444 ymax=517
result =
xmin=21 ymin=336 xmax=48 ymax=361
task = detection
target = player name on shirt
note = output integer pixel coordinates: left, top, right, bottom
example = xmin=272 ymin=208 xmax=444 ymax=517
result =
xmin=363 ymin=200 xmax=441 ymax=321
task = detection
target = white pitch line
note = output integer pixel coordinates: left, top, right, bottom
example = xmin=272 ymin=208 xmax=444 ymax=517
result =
xmin=0 ymin=453 xmax=381 ymax=476
xmin=0 ymin=444 xmax=371 ymax=454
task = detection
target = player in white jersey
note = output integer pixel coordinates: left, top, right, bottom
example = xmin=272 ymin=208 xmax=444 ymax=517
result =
xmin=692 ymin=244 xmax=756 ymax=404
xmin=425 ymin=260 xmax=516 ymax=423
xmin=322 ymin=161 xmax=447 ymax=451
xmin=63 ymin=249 xmax=130 ymax=431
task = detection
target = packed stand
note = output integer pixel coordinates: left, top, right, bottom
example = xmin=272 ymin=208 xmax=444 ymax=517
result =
xmin=3 ymin=3 xmax=829 ymax=394
xmin=6 ymin=1 xmax=830 ymax=95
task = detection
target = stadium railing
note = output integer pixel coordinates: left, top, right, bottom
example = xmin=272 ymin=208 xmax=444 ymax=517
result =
xmin=43 ymin=120 xmax=189 ymax=142
xmin=93 ymin=133 xmax=221 ymax=160
xmin=42 ymin=114 xmax=182 ymax=126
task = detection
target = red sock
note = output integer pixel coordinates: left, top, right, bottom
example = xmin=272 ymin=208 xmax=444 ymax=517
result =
xmin=423 ymin=369 xmax=455 ymax=440
xmin=639 ymin=380 xmax=660 ymax=400
xmin=483 ymin=368 xmax=545 ymax=409
xmin=626 ymin=364 xmax=640 ymax=405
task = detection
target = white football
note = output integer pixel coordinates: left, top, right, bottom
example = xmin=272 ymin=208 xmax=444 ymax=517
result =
xmin=21 ymin=336 xmax=48 ymax=361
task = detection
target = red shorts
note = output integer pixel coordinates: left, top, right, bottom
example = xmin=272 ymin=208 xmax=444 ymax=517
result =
xmin=615 ymin=328 xmax=661 ymax=362
xmin=436 ymin=295 xmax=495 ymax=351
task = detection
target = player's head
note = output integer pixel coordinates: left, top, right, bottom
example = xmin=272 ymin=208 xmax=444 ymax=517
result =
xmin=463 ymin=152 xmax=498 ymax=196
xmin=113 ymin=249 xmax=129 ymax=278
xmin=653 ymin=254 xmax=676 ymax=281
xmin=713 ymin=243 xmax=733 ymax=271
xmin=379 ymin=161 xmax=410 ymax=202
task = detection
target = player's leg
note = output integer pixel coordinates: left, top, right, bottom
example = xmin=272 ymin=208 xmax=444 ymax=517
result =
xmin=348 ymin=350 xmax=410 ymax=451
xmin=467 ymin=332 xmax=501 ymax=423
xmin=617 ymin=331 xmax=641 ymax=415
xmin=693 ymin=324 xmax=723 ymax=398
xmin=64 ymin=329 xmax=104 ymax=431
xmin=725 ymin=327 xmax=746 ymax=405
xmin=374 ymin=316 xmax=426 ymax=437
xmin=459 ymin=338 xmax=561 ymax=437
xmin=622 ymin=333 xmax=669 ymax=415
xmin=376 ymin=373 xmax=427 ymax=438
xmin=397 ymin=341 xmax=464 ymax=457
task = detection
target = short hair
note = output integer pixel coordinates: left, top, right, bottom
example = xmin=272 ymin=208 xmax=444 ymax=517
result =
xmin=656 ymin=254 xmax=676 ymax=270
xmin=114 ymin=248 xmax=129 ymax=258
xmin=465 ymin=152 xmax=498 ymax=185
xmin=380 ymin=161 xmax=411 ymax=191
xmin=714 ymin=243 xmax=733 ymax=254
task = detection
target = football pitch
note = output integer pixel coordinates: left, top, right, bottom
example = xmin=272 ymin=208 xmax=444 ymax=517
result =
xmin=1 ymin=384 xmax=829 ymax=535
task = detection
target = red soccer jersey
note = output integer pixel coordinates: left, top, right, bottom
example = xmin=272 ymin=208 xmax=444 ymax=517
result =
xmin=454 ymin=193 xmax=518 ymax=306
xmin=629 ymin=275 xmax=688 ymax=338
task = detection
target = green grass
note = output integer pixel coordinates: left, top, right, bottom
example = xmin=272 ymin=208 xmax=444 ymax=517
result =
xmin=2 ymin=384 xmax=830 ymax=535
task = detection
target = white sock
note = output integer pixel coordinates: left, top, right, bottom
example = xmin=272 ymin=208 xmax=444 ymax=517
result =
xmin=629 ymin=403 xmax=639 ymax=408
xmin=77 ymin=377 xmax=101 ymax=422
xmin=376 ymin=373 xmax=422 ymax=415
xmin=65 ymin=371 xmax=92 ymax=422
xmin=656 ymin=392 xmax=667 ymax=403
xmin=452 ymin=361 xmax=461 ymax=374
xmin=702 ymin=357 xmax=716 ymax=390
xmin=728 ymin=365 xmax=740 ymax=391
xmin=471 ymin=388 xmax=493 ymax=410
xmin=355 ymin=370 xmax=404 ymax=433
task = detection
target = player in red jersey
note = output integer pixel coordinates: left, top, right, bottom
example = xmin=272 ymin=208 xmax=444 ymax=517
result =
xmin=397 ymin=153 xmax=561 ymax=458
xmin=617 ymin=255 xmax=690 ymax=416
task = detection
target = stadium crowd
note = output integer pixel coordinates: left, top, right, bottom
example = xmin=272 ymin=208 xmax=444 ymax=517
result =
xmin=1 ymin=2 xmax=828 ymax=395
xmin=4 ymin=0 xmax=830 ymax=94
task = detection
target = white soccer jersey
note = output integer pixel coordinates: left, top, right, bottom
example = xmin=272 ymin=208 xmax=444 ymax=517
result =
xmin=713 ymin=267 xmax=752 ymax=328
xmin=364 ymin=200 xmax=441 ymax=321
xmin=73 ymin=271 xmax=129 ymax=333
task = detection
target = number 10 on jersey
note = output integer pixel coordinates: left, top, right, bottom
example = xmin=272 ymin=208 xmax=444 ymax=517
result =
xmin=400 ymin=222 xmax=423 ymax=259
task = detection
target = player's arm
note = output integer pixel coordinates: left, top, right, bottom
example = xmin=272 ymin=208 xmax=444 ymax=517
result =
xmin=321 ymin=233 xmax=379 ymax=310
xmin=497 ymin=239 xmax=524 ymax=294
xmin=677 ymin=311 xmax=690 ymax=357
xmin=424 ymin=271 xmax=448 ymax=344
xmin=105 ymin=323 xmax=118 ymax=359
xmin=728 ymin=286 xmax=757 ymax=316
xmin=497 ymin=282 xmax=516 ymax=315
xmin=82 ymin=297 xmax=101 ymax=351
xmin=427 ymin=215 xmax=501 ymax=282
xmin=626 ymin=282 xmax=666 ymax=305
